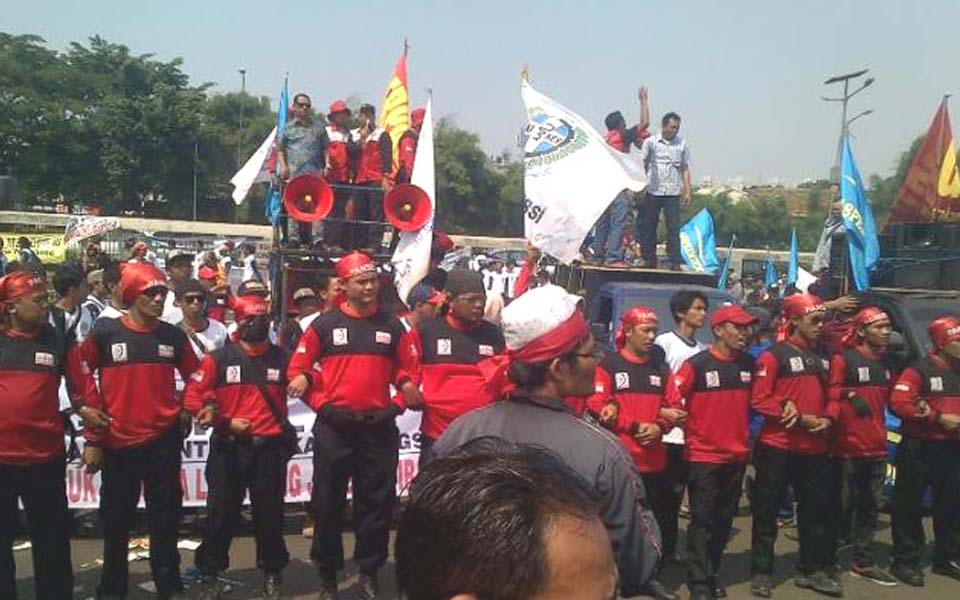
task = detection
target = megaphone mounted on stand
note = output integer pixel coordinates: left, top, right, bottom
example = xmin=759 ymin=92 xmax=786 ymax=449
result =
xmin=283 ymin=174 xmax=333 ymax=223
xmin=383 ymin=184 xmax=432 ymax=231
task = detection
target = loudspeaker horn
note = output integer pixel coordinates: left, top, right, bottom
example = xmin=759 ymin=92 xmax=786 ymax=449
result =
xmin=383 ymin=184 xmax=432 ymax=231
xmin=283 ymin=174 xmax=333 ymax=223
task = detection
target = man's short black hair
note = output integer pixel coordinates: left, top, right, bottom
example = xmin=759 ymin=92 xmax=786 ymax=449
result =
xmin=293 ymin=92 xmax=311 ymax=106
xmin=669 ymin=289 xmax=709 ymax=323
xmin=604 ymin=110 xmax=625 ymax=131
xmin=17 ymin=236 xmax=31 ymax=248
xmin=396 ymin=442 xmax=601 ymax=600
xmin=53 ymin=262 xmax=85 ymax=297
xmin=662 ymin=112 xmax=681 ymax=126
xmin=359 ymin=103 xmax=376 ymax=116
xmin=175 ymin=278 xmax=208 ymax=300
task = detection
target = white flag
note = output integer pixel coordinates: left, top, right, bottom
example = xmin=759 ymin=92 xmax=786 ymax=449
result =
xmin=229 ymin=127 xmax=276 ymax=205
xmin=392 ymin=96 xmax=436 ymax=304
xmin=521 ymin=80 xmax=646 ymax=263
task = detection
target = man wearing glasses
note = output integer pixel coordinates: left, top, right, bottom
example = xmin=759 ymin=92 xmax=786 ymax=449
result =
xmin=78 ymin=262 xmax=200 ymax=600
xmin=414 ymin=269 xmax=505 ymax=466
xmin=278 ymin=92 xmax=329 ymax=247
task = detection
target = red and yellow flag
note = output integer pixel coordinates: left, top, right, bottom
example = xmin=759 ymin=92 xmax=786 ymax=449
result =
xmin=379 ymin=49 xmax=411 ymax=174
xmin=888 ymin=98 xmax=960 ymax=227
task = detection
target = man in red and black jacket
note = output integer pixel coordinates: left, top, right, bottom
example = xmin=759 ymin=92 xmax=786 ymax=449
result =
xmin=0 ymin=271 xmax=89 ymax=600
xmin=79 ymin=262 xmax=200 ymax=600
xmin=588 ymin=306 xmax=685 ymax=600
xmin=416 ymin=269 xmax=504 ymax=466
xmin=350 ymin=103 xmax=392 ymax=252
xmin=674 ymin=305 xmax=758 ymax=600
xmin=324 ymin=100 xmax=354 ymax=250
xmin=888 ymin=315 xmax=960 ymax=587
xmin=825 ymin=307 xmax=898 ymax=586
xmin=287 ymin=251 xmax=422 ymax=600
xmin=396 ymin=107 xmax=424 ymax=185
xmin=749 ymin=293 xmax=841 ymax=599
xmin=184 ymin=294 xmax=291 ymax=600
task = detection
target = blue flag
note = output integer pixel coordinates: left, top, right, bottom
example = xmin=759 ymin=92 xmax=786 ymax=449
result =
xmin=717 ymin=235 xmax=736 ymax=290
xmin=787 ymin=228 xmax=799 ymax=286
xmin=679 ymin=208 xmax=719 ymax=274
xmin=840 ymin=135 xmax=880 ymax=291
xmin=265 ymin=79 xmax=289 ymax=225
xmin=764 ymin=258 xmax=778 ymax=288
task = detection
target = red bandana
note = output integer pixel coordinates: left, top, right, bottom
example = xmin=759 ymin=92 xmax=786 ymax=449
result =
xmin=778 ymin=293 xmax=826 ymax=341
xmin=929 ymin=316 xmax=960 ymax=351
xmin=336 ymin=252 xmax=376 ymax=280
xmin=843 ymin=307 xmax=890 ymax=347
xmin=615 ymin=306 xmax=658 ymax=350
xmin=0 ymin=272 xmax=47 ymax=318
xmin=120 ymin=262 xmax=167 ymax=305
xmin=228 ymin=294 xmax=268 ymax=323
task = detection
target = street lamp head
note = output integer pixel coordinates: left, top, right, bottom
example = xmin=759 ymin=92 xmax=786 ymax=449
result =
xmin=824 ymin=69 xmax=869 ymax=85
xmin=863 ymin=77 xmax=875 ymax=87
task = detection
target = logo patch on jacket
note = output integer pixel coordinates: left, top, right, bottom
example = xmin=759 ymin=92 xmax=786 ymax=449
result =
xmin=857 ymin=366 xmax=871 ymax=383
xmin=375 ymin=331 xmax=392 ymax=345
xmin=615 ymin=372 xmax=630 ymax=390
xmin=332 ymin=328 xmax=349 ymax=346
xmin=158 ymin=344 xmax=174 ymax=359
xmin=649 ymin=374 xmax=662 ymax=387
xmin=437 ymin=339 xmax=452 ymax=355
xmin=267 ymin=368 xmax=280 ymax=381
xmin=789 ymin=356 xmax=804 ymax=373
xmin=740 ymin=371 xmax=752 ymax=383
xmin=930 ymin=376 xmax=944 ymax=392
xmin=226 ymin=365 xmax=241 ymax=383
xmin=34 ymin=352 xmax=55 ymax=367
xmin=478 ymin=344 xmax=494 ymax=356
xmin=111 ymin=343 xmax=128 ymax=362
xmin=705 ymin=371 xmax=720 ymax=388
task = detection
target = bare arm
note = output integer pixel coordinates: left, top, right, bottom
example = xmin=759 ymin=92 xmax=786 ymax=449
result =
xmin=638 ymin=86 xmax=650 ymax=132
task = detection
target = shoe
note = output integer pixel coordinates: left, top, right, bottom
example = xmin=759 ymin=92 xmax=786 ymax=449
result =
xmin=689 ymin=587 xmax=712 ymax=600
xmin=264 ymin=572 xmax=283 ymax=599
xmin=890 ymin=563 xmax=924 ymax=587
xmin=640 ymin=579 xmax=676 ymax=600
xmin=794 ymin=570 xmax=843 ymax=597
xmin=750 ymin=574 xmax=773 ymax=598
xmin=357 ymin=572 xmax=380 ymax=600
xmin=784 ymin=528 xmax=800 ymax=541
xmin=316 ymin=575 xmax=338 ymax=600
xmin=196 ymin=577 xmax=221 ymax=600
xmin=933 ymin=560 xmax=960 ymax=582
xmin=849 ymin=564 xmax=898 ymax=587
xmin=637 ymin=260 xmax=657 ymax=269
xmin=777 ymin=514 xmax=796 ymax=528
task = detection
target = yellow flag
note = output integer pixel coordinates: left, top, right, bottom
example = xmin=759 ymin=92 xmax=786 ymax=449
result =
xmin=379 ymin=52 xmax=410 ymax=174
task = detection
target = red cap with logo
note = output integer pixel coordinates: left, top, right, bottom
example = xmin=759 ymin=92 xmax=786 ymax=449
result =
xmin=710 ymin=304 xmax=759 ymax=328
xmin=120 ymin=263 xmax=167 ymax=305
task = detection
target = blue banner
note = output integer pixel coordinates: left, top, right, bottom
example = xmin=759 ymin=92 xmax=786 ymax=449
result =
xmin=840 ymin=136 xmax=880 ymax=291
xmin=787 ymin=228 xmax=799 ymax=286
xmin=717 ymin=235 xmax=736 ymax=290
xmin=265 ymin=79 xmax=289 ymax=225
xmin=764 ymin=258 xmax=778 ymax=288
xmin=679 ymin=208 xmax=719 ymax=274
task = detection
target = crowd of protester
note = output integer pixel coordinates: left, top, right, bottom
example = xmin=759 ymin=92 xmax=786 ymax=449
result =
xmin=1 ymin=231 xmax=959 ymax=600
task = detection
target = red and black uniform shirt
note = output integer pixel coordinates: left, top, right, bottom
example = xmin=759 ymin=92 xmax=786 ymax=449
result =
xmin=587 ymin=350 xmax=682 ymax=473
xmin=183 ymin=342 xmax=288 ymax=437
xmin=80 ymin=317 xmax=199 ymax=449
xmin=890 ymin=355 xmax=960 ymax=442
xmin=675 ymin=348 xmax=755 ymax=464
xmin=751 ymin=339 xmax=836 ymax=455
xmin=350 ymin=127 xmax=392 ymax=184
xmin=396 ymin=129 xmax=418 ymax=184
xmin=827 ymin=347 xmax=892 ymax=458
xmin=287 ymin=305 xmax=419 ymax=412
xmin=325 ymin=125 xmax=351 ymax=183
xmin=0 ymin=325 xmax=85 ymax=464
xmin=416 ymin=315 xmax=505 ymax=440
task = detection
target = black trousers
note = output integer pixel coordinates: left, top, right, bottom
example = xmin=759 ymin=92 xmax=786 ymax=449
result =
xmin=750 ymin=443 xmax=833 ymax=576
xmin=310 ymin=417 xmax=399 ymax=578
xmin=324 ymin=188 xmax=353 ymax=250
xmin=196 ymin=436 xmax=290 ymax=576
xmin=0 ymin=457 xmax=73 ymax=600
xmin=98 ymin=426 xmax=183 ymax=599
xmin=638 ymin=193 xmax=681 ymax=267
xmin=891 ymin=435 xmax=960 ymax=568
xmin=686 ymin=462 xmax=746 ymax=593
xmin=418 ymin=435 xmax=436 ymax=470
xmin=649 ymin=443 xmax=688 ymax=560
xmin=829 ymin=457 xmax=885 ymax=568
xmin=353 ymin=183 xmax=384 ymax=251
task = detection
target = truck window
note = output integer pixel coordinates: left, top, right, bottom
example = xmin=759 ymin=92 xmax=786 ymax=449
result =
xmin=591 ymin=296 xmax=614 ymax=343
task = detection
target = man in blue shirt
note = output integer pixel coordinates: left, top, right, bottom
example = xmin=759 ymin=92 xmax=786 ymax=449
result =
xmin=278 ymin=92 xmax=328 ymax=247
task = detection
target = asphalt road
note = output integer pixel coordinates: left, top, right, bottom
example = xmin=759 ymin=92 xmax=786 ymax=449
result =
xmin=12 ymin=511 xmax=959 ymax=599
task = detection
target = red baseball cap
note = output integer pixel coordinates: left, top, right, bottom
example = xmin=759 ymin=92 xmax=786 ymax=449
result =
xmin=328 ymin=100 xmax=351 ymax=117
xmin=710 ymin=304 xmax=758 ymax=328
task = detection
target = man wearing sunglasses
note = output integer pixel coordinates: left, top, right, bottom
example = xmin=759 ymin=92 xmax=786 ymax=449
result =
xmin=78 ymin=262 xmax=200 ymax=600
xmin=175 ymin=278 xmax=227 ymax=358
xmin=0 ymin=271 xmax=90 ymax=600
xmin=278 ymin=92 xmax=329 ymax=246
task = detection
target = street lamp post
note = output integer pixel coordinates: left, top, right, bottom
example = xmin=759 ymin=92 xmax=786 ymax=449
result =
xmin=192 ymin=137 xmax=199 ymax=221
xmin=237 ymin=68 xmax=247 ymax=166
xmin=822 ymin=69 xmax=874 ymax=182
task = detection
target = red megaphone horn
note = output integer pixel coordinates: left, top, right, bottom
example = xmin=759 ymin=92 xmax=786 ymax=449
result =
xmin=383 ymin=184 xmax=432 ymax=231
xmin=283 ymin=174 xmax=333 ymax=223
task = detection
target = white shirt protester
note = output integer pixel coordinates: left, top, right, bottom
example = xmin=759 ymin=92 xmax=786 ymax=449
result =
xmin=655 ymin=330 xmax=707 ymax=445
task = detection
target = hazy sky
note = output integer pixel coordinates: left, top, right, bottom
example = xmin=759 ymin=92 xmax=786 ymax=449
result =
xmin=5 ymin=0 xmax=960 ymax=183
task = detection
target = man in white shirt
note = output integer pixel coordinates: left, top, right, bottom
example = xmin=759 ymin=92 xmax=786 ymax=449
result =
xmin=161 ymin=251 xmax=195 ymax=325
xmin=173 ymin=279 xmax=227 ymax=396
xmin=503 ymin=260 xmax=521 ymax=301
xmin=96 ymin=262 xmax=126 ymax=320
xmin=654 ymin=289 xmax=709 ymax=563
xmin=241 ymin=243 xmax=263 ymax=284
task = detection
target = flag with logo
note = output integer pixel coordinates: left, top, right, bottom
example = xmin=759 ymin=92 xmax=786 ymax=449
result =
xmin=379 ymin=49 xmax=410 ymax=174
xmin=840 ymin=135 xmax=880 ymax=290
xmin=717 ymin=235 xmax=736 ymax=290
xmin=521 ymin=79 xmax=646 ymax=263
xmin=787 ymin=228 xmax=799 ymax=286
xmin=392 ymin=95 xmax=435 ymax=304
xmin=265 ymin=79 xmax=289 ymax=224
xmin=887 ymin=97 xmax=960 ymax=226
xmin=679 ymin=208 xmax=719 ymax=273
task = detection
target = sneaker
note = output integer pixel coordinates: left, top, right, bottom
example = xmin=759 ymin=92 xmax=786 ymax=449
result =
xmin=263 ymin=572 xmax=284 ymax=599
xmin=357 ymin=572 xmax=379 ymax=600
xmin=196 ymin=578 xmax=221 ymax=600
xmin=932 ymin=559 xmax=960 ymax=582
xmin=639 ymin=579 xmax=677 ymax=600
xmin=849 ymin=564 xmax=898 ymax=587
xmin=890 ymin=563 xmax=924 ymax=587
xmin=794 ymin=570 xmax=843 ymax=597
xmin=777 ymin=514 xmax=796 ymax=528
xmin=316 ymin=575 xmax=338 ymax=600
xmin=750 ymin=574 xmax=772 ymax=598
